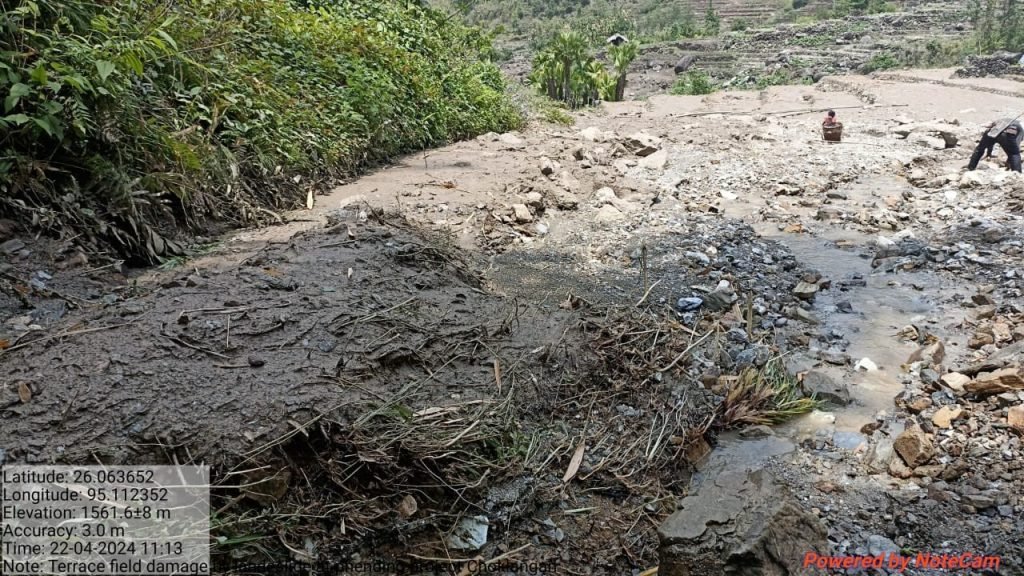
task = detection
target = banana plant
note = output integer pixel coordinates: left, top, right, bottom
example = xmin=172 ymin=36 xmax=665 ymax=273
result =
xmin=607 ymin=40 xmax=638 ymax=101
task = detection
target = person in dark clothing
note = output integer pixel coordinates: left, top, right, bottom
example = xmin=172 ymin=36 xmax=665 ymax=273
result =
xmin=968 ymin=117 xmax=1023 ymax=172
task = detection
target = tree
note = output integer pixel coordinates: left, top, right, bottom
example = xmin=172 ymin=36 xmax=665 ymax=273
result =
xmin=608 ymin=41 xmax=639 ymax=101
xmin=528 ymin=30 xmax=637 ymax=107
xmin=703 ymin=7 xmax=720 ymax=36
xmin=967 ymin=0 xmax=1024 ymax=51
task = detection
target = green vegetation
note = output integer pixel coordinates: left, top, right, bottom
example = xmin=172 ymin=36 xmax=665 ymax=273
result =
xmin=730 ymin=18 xmax=751 ymax=33
xmin=969 ymin=0 xmax=1024 ymax=52
xmin=1 ymin=0 xmax=520 ymax=262
xmin=670 ymin=71 xmax=716 ymax=96
xmin=528 ymin=30 xmax=638 ymax=108
xmin=776 ymin=0 xmax=896 ymax=22
xmin=861 ymin=52 xmax=901 ymax=73
xmin=439 ymin=0 xmax=722 ymax=47
xmin=703 ymin=7 xmax=721 ymax=36
xmin=718 ymin=360 xmax=819 ymax=427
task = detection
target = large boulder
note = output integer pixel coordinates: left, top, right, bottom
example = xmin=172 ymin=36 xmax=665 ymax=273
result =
xmin=674 ymin=55 xmax=697 ymax=74
xmin=659 ymin=466 xmax=829 ymax=576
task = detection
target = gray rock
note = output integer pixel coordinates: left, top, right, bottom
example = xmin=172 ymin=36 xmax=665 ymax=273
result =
xmin=961 ymin=494 xmax=995 ymax=509
xmin=674 ymin=55 xmax=697 ymax=74
xmin=1 ymin=239 xmax=25 ymax=254
xmin=793 ymin=281 xmax=818 ymax=300
xmin=867 ymin=534 xmax=900 ymax=557
xmin=676 ymin=297 xmax=704 ymax=312
xmin=802 ymin=370 xmax=850 ymax=406
xmin=511 ymin=203 xmax=533 ymax=223
xmin=658 ymin=468 xmax=828 ymax=576
xmin=638 ymin=149 xmax=669 ymax=170
xmin=685 ymin=251 xmax=711 ymax=266
xmin=867 ymin=438 xmax=895 ymax=472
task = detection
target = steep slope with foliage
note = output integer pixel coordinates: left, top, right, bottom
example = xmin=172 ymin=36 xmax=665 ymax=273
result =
xmin=438 ymin=0 xmax=915 ymax=48
xmin=0 ymin=0 xmax=521 ymax=262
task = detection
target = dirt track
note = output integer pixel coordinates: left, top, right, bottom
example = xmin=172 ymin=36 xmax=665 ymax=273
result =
xmin=3 ymin=70 xmax=1024 ymax=573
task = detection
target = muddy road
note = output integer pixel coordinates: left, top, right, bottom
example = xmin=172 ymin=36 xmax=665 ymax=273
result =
xmin=3 ymin=71 xmax=1024 ymax=574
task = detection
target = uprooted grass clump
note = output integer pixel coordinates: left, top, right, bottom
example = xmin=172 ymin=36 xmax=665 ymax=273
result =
xmin=1 ymin=0 xmax=521 ymax=263
xmin=716 ymin=359 xmax=819 ymax=427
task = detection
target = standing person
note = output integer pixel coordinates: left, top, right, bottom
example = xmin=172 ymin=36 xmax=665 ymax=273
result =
xmin=969 ymin=117 xmax=1023 ymax=172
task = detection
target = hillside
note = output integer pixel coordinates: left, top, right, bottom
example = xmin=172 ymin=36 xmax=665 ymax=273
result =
xmin=491 ymin=0 xmax=969 ymax=101
xmin=0 ymin=0 xmax=521 ymax=263
xmin=440 ymin=0 xmax=940 ymax=47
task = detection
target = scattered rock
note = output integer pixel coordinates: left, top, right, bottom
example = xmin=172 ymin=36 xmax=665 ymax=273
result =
xmin=638 ymin=149 xmax=669 ymax=171
xmin=941 ymin=372 xmax=970 ymax=394
xmin=867 ymin=534 xmax=901 ymax=557
xmin=595 ymin=205 xmax=625 ymax=223
xmin=674 ymin=55 xmax=697 ymax=74
xmin=966 ymin=368 xmax=1024 ymax=395
xmin=0 ymin=239 xmax=25 ymax=255
xmin=932 ymin=406 xmax=962 ymax=429
xmin=801 ymin=370 xmax=850 ymax=406
xmin=704 ymin=281 xmax=736 ymax=312
xmin=447 ymin=515 xmax=489 ymax=551
xmin=397 ymin=495 xmax=418 ymax=518
xmin=789 ymin=307 xmax=821 ymax=325
xmin=579 ymin=126 xmax=606 ymax=142
xmin=792 ymin=281 xmax=818 ymax=301
xmin=1008 ymin=405 xmax=1024 ymax=431
xmin=540 ymin=157 xmax=557 ymax=176
xmin=866 ymin=438 xmax=895 ymax=472
xmin=855 ymin=358 xmax=878 ymax=372
xmin=894 ymin=425 xmax=935 ymax=467
xmin=676 ymin=297 xmax=703 ymax=312
xmin=498 ymin=133 xmax=524 ymax=147
xmin=625 ymin=132 xmax=662 ymax=156
xmin=511 ymin=204 xmax=533 ymax=223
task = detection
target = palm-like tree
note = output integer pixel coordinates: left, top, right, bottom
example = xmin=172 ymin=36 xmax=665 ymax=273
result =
xmin=608 ymin=41 xmax=638 ymax=101
xmin=551 ymin=29 xmax=588 ymax=104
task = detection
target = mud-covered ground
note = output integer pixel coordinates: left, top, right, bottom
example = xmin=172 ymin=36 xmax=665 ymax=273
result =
xmin=4 ymin=68 xmax=1024 ymax=574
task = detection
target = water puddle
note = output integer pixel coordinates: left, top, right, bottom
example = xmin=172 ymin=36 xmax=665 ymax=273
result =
xmin=691 ymin=433 xmax=795 ymax=490
xmin=730 ymin=176 xmax=969 ymax=436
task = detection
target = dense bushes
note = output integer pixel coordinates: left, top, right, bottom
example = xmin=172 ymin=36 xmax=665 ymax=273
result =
xmin=670 ymin=71 xmax=716 ymax=96
xmin=1 ymin=0 xmax=521 ymax=261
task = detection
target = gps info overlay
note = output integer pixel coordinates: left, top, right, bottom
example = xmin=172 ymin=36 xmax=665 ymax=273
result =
xmin=1 ymin=465 xmax=210 ymax=575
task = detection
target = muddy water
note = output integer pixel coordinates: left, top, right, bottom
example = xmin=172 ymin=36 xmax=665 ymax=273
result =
xmin=719 ymin=176 xmax=970 ymax=453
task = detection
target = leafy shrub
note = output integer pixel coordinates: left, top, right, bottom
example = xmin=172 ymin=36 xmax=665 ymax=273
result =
xmin=1 ymin=0 xmax=521 ymax=262
xmin=861 ymin=52 xmax=901 ymax=73
xmin=703 ymin=7 xmax=721 ymax=36
xmin=730 ymin=18 xmax=751 ymax=32
xmin=670 ymin=71 xmax=716 ymax=95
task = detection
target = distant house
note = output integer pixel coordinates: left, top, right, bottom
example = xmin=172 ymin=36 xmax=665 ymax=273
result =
xmin=606 ymin=33 xmax=628 ymax=46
